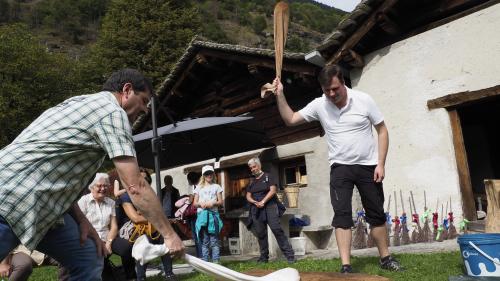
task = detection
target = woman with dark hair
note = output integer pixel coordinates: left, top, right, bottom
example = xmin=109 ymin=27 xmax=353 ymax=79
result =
xmin=117 ymin=168 xmax=177 ymax=281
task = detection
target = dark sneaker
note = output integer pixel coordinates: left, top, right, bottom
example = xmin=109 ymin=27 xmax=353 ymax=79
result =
xmin=340 ymin=264 xmax=353 ymax=274
xmin=380 ymin=256 xmax=403 ymax=271
xmin=287 ymin=257 xmax=296 ymax=264
xmin=165 ymin=273 xmax=179 ymax=281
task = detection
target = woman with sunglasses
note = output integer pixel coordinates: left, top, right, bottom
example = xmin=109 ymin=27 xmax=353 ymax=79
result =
xmin=193 ymin=165 xmax=223 ymax=263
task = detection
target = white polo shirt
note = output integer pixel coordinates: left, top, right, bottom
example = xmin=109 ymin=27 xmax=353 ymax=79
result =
xmin=299 ymin=87 xmax=384 ymax=166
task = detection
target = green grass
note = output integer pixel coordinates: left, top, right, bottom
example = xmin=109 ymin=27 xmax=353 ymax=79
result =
xmin=29 ymin=251 xmax=465 ymax=281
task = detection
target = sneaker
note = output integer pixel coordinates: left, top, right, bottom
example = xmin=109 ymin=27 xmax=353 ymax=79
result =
xmin=287 ymin=257 xmax=296 ymax=264
xmin=340 ymin=264 xmax=353 ymax=274
xmin=380 ymin=256 xmax=403 ymax=271
xmin=165 ymin=273 xmax=179 ymax=281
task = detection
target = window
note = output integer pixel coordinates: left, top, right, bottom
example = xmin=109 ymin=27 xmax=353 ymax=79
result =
xmin=279 ymin=157 xmax=307 ymax=187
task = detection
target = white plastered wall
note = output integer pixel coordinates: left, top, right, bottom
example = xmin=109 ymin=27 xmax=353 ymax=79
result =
xmin=350 ymin=4 xmax=500 ymax=220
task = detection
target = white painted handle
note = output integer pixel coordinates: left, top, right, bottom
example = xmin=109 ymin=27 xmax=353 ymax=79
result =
xmin=468 ymin=241 xmax=500 ymax=265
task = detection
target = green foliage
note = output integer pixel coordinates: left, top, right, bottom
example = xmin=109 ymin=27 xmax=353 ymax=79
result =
xmin=90 ymin=0 xmax=200 ymax=87
xmin=286 ymin=34 xmax=310 ymax=52
xmin=0 ymin=0 xmax=10 ymax=22
xmin=0 ymin=24 xmax=84 ymax=148
xmin=200 ymin=20 xmax=231 ymax=44
xmin=32 ymin=0 xmax=109 ymax=43
xmin=252 ymin=14 xmax=267 ymax=34
xmin=189 ymin=0 xmax=344 ymax=47
xmin=290 ymin=2 xmax=343 ymax=33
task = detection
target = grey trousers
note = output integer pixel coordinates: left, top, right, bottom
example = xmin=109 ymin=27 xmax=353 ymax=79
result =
xmin=251 ymin=203 xmax=294 ymax=260
xmin=9 ymin=252 xmax=64 ymax=281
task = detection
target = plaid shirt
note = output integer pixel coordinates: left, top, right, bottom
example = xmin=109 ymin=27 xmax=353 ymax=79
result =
xmin=0 ymin=91 xmax=136 ymax=249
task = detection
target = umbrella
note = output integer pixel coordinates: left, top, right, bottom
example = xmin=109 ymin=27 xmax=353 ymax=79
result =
xmin=133 ymin=116 xmax=274 ymax=171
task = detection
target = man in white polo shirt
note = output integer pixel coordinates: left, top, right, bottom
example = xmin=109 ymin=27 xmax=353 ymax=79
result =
xmin=272 ymin=64 xmax=401 ymax=273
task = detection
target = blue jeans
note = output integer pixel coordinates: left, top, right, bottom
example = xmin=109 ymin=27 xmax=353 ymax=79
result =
xmin=200 ymin=227 xmax=220 ymax=262
xmin=0 ymin=214 xmax=102 ymax=281
xmin=188 ymin=218 xmax=202 ymax=258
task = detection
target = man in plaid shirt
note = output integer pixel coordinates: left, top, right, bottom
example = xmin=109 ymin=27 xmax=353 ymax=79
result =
xmin=0 ymin=69 xmax=184 ymax=280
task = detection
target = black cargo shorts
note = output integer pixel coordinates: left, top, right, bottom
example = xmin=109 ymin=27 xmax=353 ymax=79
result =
xmin=330 ymin=163 xmax=386 ymax=229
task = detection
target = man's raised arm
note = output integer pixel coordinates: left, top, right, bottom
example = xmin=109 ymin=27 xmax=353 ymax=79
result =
xmin=273 ymin=78 xmax=306 ymax=127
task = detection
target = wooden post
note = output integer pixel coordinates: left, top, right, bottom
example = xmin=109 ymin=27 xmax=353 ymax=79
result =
xmin=484 ymin=179 xmax=500 ymax=233
xmin=448 ymin=110 xmax=477 ymax=220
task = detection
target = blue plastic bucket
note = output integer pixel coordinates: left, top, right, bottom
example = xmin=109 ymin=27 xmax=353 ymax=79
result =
xmin=457 ymin=234 xmax=500 ymax=277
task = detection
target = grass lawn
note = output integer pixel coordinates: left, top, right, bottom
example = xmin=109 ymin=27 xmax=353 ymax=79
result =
xmin=29 ymin=251 xmax=465 ymax=281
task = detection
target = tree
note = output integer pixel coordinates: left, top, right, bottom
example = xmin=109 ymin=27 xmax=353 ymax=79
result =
xmin=0 ymin=0 xmax=10 ymax=23
xmin=89 ymin=0 xmax=200 ymax=87
xmin=252 ymin=14 xmax=267 ymax=34
xmin=0 ymin=24 xmax=83 ymax=148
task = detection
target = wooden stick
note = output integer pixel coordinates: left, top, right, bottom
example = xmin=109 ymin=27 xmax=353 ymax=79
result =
xmin=441 ymin=204 xmax=444 ymax=223
xmin=400 ymin=190 xmax=405 ymax=213
xmin=273 ymin=1 xmax=289 ymax=79
xmin=394 ymin=190 xmax=398 ymax=217
xmin=410 ymin=191 xmax=418 ymax=214
xmin=424 ymin=190 xmax=427 ymax=210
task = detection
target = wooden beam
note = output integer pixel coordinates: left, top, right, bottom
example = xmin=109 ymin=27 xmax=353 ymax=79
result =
xmin=248 ymin=64 xmax=260 ymax=75
xmin=160 ymin=59 xmax=199 ymax=107
xmin=326 ymin=0 xmax=399 ymax=65
xmin=268 ymin=122 xmax=322 ymax=142
xmin=221 ymin=90 xmax=259 ymax=108
xmin=347 ymin=49 xmax=365 ymax=68
xmin=195 ymin=54 xmax=208 ymax=65
xmin=441 ymin=0 xmax=472 ymax=10
xmin=448 ymin=110 xmax=477 ymax=221
xmin=272 ymin=127 xmax=323 ymax=146
xmin=200 ymin=49 xmax=317 ymax=75
xmin=191 ymin=104 xmax=219 ymax=117
xmin=406 ymin=0 xmax=498 ymax=42
xmin=223 ymin=98 xmax=274 ymax=117
xmin=377 ymin=13 xmax=400 ymax=35
xmin=427 ymin=84 xmax=500 ymax=109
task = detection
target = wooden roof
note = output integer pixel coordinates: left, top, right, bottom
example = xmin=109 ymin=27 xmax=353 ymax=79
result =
xmin=317 ymin=0 xmax=495 ymax=69
xmin=133 ymin=39 xmax=324 ymax=146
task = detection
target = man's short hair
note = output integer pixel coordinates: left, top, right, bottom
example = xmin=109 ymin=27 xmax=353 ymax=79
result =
xmin=164 ymin=175 xmax=173 ymax=185
xmin=102 ymin=68 xmax=153 ymax=95
xmin=318 ymin=64 xmax=345 ymax=87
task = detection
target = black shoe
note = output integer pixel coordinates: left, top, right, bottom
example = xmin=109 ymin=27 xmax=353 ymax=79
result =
xmin=256 ymin=257 xmax=268 ymax=263
xmin=287 ymin=257 xmax=296 ymax=264
xmin=340 ymin=264 xmax=353 ymax=274
xmin=380 ymin=256 xmax=403 ymax=271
